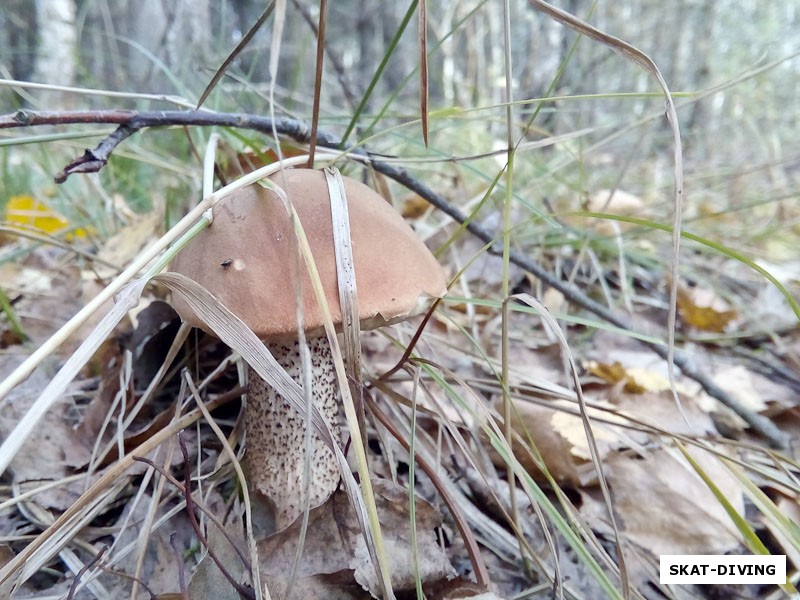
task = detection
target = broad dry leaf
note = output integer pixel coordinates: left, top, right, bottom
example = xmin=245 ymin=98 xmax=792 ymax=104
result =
xmin=0 ymin=261 xmax=83 ymax=346
xmin=550 ymin=403 xmax=629 ymax=464
xmin=614 ymin=390 xmax=717 ymax=438
xmin=694 ymin=364 xmax=784 ymax=435
xmin=709 ymin=364 xmax=769 ymax=414
xmin=599 ymin=445 xmax=744 ymax=556
xmin=257 ymin=478 xmax=454 ymax=598
xmin=80 ymin=211 xmax=162 ymax=338
xmin=586 ymin=359 xmax=707 ymax=398
xmin=400 ymin=194 xmax=431 ymax=219
xmin=87 ymin=211 xmax=162 ymax=280
xmin=493 ymin=399 xmax=582 ymax=486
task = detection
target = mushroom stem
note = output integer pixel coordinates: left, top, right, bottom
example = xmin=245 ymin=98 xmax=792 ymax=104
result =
xmin=245 ymin=336 xmax=342 ymax=531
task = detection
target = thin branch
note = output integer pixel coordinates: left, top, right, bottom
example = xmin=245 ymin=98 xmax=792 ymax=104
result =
xmin=0 ymin=108 xmax=787 ymax=450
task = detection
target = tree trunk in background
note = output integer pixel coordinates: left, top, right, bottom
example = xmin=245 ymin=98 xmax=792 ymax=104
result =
xmin=2 ymin=0 xmax=38 ymax=84
xmin=33 ymin=0 xmax=77 ymax=106
xmin=0 ymin=0 xmax=796 ymax=169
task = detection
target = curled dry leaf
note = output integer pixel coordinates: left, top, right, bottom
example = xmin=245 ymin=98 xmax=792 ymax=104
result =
xmin=492 ymin=397 xmax=627 ymax=487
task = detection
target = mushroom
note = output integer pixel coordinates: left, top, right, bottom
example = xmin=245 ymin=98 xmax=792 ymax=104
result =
xmin=170 ymin=168 xmax=447 ymax=530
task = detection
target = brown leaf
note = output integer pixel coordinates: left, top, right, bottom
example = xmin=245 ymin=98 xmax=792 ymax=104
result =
xmin=494 ymin=396 xmax=629 ymax=487
xmin=494 ymin=400 xmax=584 ymax=487
xmin=586 ymin=360 xmax=648 ymax=394
xmin=400 ymin=194 xmax=431 ymax=220
xmin=89 ymin=211 xmax=162 ymax=280
xmin=598 ymin=445 xmax=744 ymax=556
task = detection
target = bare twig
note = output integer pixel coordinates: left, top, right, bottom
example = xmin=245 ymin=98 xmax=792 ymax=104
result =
xmin=0 ymin=108 xmax=787 ymax=449
xmin=66 ymin=546 xmax=108 ymax=600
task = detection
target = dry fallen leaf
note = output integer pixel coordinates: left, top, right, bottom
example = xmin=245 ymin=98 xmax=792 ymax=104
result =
xmin=2 ymin=195 xmax=89 ymax=241
xmin=586 ymin=360 xmax=649 ymax=393
xmin=0 ymin=356 xmax=93 ymax=510
xmin=0 ymin=260 xmax=83 ymax=346
xmin=676 ymin=281 xmax=738 ymax=332
xmin=401 ymin=194 xmax=431 ymax=219
xmin=85 ymin=210 xmax=162 ymax=281
xmin=257 ymin=478 xmax=454 ymax=599
xmin=596 ymin=445 xmax=744 ymax=556
xmin=493 ymin=397 xmax=628 ymax=487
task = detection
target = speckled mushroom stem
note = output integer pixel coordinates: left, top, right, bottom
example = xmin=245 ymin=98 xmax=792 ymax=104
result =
xmin=245 ymin=336 xmax=342 ymax=531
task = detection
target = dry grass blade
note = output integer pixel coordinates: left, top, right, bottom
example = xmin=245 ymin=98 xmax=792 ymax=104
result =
xmin=366 ymin=393 xmax=491 ymax=589
xmin=418 ymin=0 xmax=429 ymax=146
xmin=307 ymin=0 xmax=328 ymax=167
xmin=158 ymin=273 xmax=334 ymax=444
xmin=281 ymin=209 xmax=396 ymax=599
xmin=195 ymin=2 xmax=276 ymax=109
xmin=0 ymin=278 xmax=146 ymax=477
xmin=325 ymin=167 xmax=365 ymax=442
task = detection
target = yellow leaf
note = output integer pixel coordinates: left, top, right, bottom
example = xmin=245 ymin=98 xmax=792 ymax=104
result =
xmin=586 ymin=360 xmax=670 ymax=394
xmin=4 ymin=195 xmax=88 ymax=240
xmin=676 ymin=284 xmax=737 ymax=332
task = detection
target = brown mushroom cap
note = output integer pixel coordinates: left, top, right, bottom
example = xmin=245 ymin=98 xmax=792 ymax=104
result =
xmin=170 ymin=168 xmax=447 ymax=340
